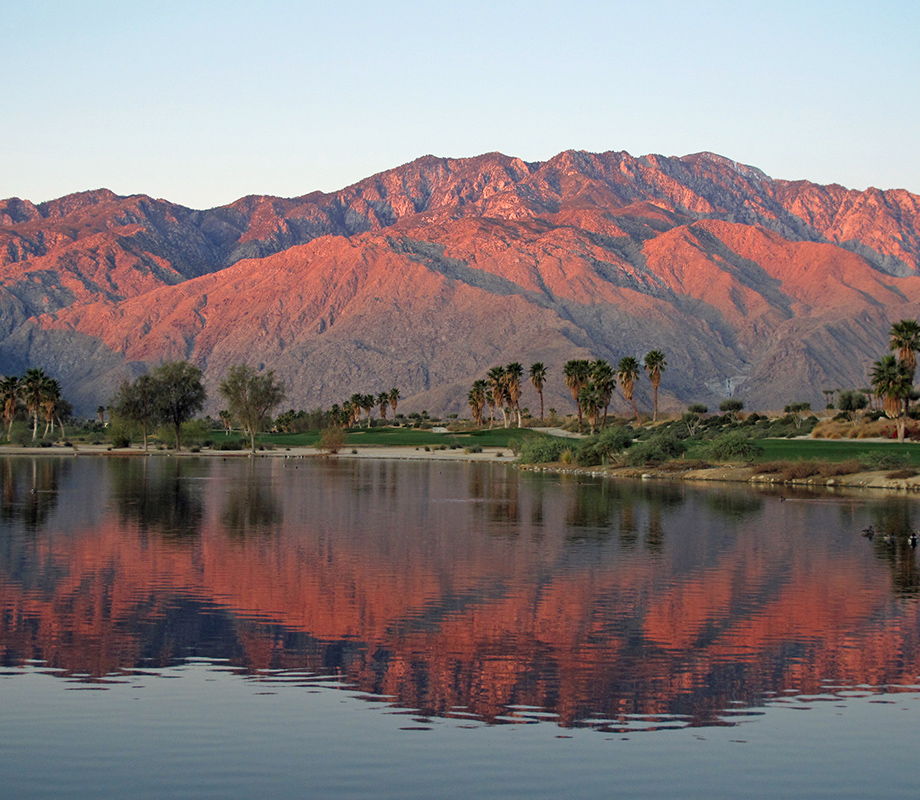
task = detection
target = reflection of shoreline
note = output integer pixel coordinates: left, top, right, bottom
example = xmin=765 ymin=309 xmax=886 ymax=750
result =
xmin=3 ymin=446 xmax=920 ymax=496
xmin=1 ymin=457 xmax=918 ymax=730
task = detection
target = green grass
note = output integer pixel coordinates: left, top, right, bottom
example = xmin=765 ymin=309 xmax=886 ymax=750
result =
xmin=687 ymin=437 xmax=920 ymax=466
xmin=251 ymin=426 xmax=552 ymax=449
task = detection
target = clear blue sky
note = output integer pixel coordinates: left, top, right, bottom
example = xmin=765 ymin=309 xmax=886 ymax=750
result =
xmin=3 ymin=0 xmax=918 ymax=209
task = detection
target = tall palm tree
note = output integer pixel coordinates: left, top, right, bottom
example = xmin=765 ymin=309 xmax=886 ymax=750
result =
xmin=617 ymin=356 xmax=642 ymax=425
xmin=504 ymin=362 xmax=524 ymax=427
xmin=361 ymin=394 xmax=375 ymax=427
xmin=0 ymin=376 xmax=20 ymax=441
xmin=40 ymin=377 xmax=61 ymax=439
xmin=348 ymin=394 xmax=363 ymax=427
xmin=529 ymin=363 xmax=546 ymax=422
xmin=579 ymin=383 xmax=603 ymax=435
xmin=487 ymin=366 xmax=508 ymax=428
xmin=889 ymin=319 xmax=920 ymax=415
xmin=388 ymin=388 xmax=400 ymax=419
xmin=591 ymin=360 xmax=616 ymax=428
xmin=377 ymin=392 xmax=390 ymax=421
xmin=643 ymin=350 xmax=667 ymax=422
xmin=468 ymin=380 xmax=487 ymax=426
xmin=870 ymin=354 xmax=913 ymax=443
xmin=21 ymin=368 xmax=48 ymax=441
xmin=563 ymin=359 xmax=591 ymax=432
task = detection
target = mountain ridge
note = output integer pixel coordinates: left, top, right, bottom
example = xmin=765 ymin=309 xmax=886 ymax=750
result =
xmin=2 ymin=148 xmax=920 ymax=415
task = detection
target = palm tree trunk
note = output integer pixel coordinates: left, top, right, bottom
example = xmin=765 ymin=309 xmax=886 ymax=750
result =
xmin=538 ymin=391 xmax=544 ymax=422
xmin=653 ymin=385 xmax=659 ymax=422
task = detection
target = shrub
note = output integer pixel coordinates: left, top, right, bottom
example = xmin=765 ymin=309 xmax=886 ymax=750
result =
xmin=518 ymin=436 xmax=570 ymax=464
xmin=110 ymin=432 xmax=131 ymax=448
xmin=859 ymin=451 xmax=912 ymax=469
xmin=318 ymin=427 xmax=345 ymax=454
xmin=560 ymin=448 xmax=576 ymax=464
xmin=624 ymin=432 xmax=687 ymax=466
xmin=215 ymin=439 xmax=243 ymax=451
xmin=464 ymin=445 xmax=483 ymax=454
xmin=575 ymin=426 xmax=634 ymax=466
xmin=687 ymin=403 xmax=708 ymax=415
xmin=705 ymin=431 xmax=764 ymax=461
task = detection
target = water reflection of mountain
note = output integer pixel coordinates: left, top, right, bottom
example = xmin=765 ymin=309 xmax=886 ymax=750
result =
xmin=1 ymin=457 xmax=918 ymax=729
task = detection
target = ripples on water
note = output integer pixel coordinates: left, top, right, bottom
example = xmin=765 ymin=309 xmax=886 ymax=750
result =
xmin=1 ymin=455 xmax=919 ymax=797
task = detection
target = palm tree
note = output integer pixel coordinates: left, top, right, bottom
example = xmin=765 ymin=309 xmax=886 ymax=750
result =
xmin=889 ymin=319 xmax=920 ymax=415
xmin=487 ymin=366 xmax=508 ymax=428
xmin=388 ymin=388 xmax=400 ymax=419
xmin=504 ymin=362 xmax=524 ymax=427
xmin=468 ymin=380 xmax=487 ymax=426
xmin=40 ymin=377 xmax=62 ymax=439
xmin=578 ymin=384 xmax=603 ymax=435
xmin=563 ymin=359 xmax=591 ymax=432
xmin=529 ymin=363 xmax=546 ymax=422
xmin=643 ymin=350 xmax=667 ymax=422
xmin=870 ymin=354 xmax=913 ymax=443
xmin=0 ymin=376 xmax=20 ymax=441
xmin=361 ymin=394 xmax=375 ymax=427
xmin=21 ymin=368 xmax=48 ymax=441
xmin=617 ymin=356 xmax=642 ymax=425
xmin=377 ymin=392 xmax=390 ymax=422
xmin=591 ymin=359 xmax=616 ymax=427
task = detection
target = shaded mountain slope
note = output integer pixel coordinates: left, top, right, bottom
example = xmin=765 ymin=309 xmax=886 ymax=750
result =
xmin=2 ymin=149 xmax=920 ymax=413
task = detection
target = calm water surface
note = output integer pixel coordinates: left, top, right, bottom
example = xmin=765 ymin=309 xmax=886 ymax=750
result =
xmin=1 ymin=455 xmax=919 ymax=798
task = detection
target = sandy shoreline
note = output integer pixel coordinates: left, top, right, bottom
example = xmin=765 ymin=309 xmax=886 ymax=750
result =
xmin=3 ymin=442 xmax=920 ymax=494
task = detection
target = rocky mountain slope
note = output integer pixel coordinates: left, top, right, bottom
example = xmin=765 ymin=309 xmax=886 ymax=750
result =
xmin=2 ymin=149 xmax=920 ymax=415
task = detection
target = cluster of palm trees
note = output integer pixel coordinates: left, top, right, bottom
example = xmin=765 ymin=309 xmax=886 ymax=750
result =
xmin=332 ymin=389 xmax=400 ymax=428
xmin=0 ymin=368 xmax=68 ymax=442
xmin=467 ymin=363 xmax=546 ymax=428
xmin=561 ymin=352 xmax=667 ymax=433
xmin=467 ymin=352 xmax=667 ymax=432
xmin=870 ymin=319 xmax=920 ymax=442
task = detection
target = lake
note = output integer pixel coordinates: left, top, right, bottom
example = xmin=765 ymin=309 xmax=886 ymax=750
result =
xmin=1 ymin=455 xmax=918 ymax=798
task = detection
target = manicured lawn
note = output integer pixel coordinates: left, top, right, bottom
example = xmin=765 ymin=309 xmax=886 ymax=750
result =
xmin=253 ymin=426 xmax=552 ymax=449
xmin=754 ymin=438 xmax=920 ymax=465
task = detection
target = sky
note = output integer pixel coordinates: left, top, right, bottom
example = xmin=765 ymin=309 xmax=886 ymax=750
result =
xmin=3 ymin=0 xmax=919 ymax=209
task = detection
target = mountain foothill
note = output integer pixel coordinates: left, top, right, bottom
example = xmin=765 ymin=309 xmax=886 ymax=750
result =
xmin=2 ymin=149 xmax=919 ymax=415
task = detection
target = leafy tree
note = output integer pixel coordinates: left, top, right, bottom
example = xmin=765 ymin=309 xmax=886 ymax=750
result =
xmin=617 ymin=356 xmax=642 ymax=425
xmin=783 ymin=401 xmax=815 ymax=429
xmin=529 ymin=363 xmax=546 ymax=422
xmin=835 ymin=391 xmax=867 ymax=422
xmin=110 ymin=374 xmax=162 ymax=451
xmin=687 ymin=403 xmax=708 ymax=415
xmin=643 ymin=350 xmax=667 ymax=422
xmin=219 ymin=364 xmax=286 ymax=453
xmin=719 ymin=398 xmax=744 ymax=421
xmin=682 ymin=410 xmax=703 ymax=436
xmin=152 ymin=361 xmax=206 ymax=451
xmin=870 ymin=354 xmax=913 ymax=442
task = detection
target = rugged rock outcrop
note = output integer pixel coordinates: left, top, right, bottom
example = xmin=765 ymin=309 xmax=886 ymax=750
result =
xmin=2 ymin=149 xmax=919 ymax=413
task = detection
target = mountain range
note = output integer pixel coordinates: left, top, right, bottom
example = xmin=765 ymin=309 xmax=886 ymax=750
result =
xmin=2 ymin=149 xmax=920 ymax=416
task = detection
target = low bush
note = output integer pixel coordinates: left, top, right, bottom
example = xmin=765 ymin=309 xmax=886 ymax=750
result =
xmin=575 ymin=427 xmax=634 ymax=467
xmin=517 ymin=436 xmax=570 ymax=464
xmin=859 ymin=450 xmax=912 ymax=469
xmin=214 ymin=439 xmax=243 ymax=451
xmin=705 ymin=431 xmax=764 ymax=462
xmin=624 ymin=432 xmax=686 ymax=466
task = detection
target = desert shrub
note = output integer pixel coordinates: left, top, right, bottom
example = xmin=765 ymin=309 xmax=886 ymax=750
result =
xmin=110 ymin=431 xmax=131 ymax=449
xmin=215 ymin=439 xmax=243 ymax=451
xmin=560 ymin=448 xmax=576 ymax=464
xmin=624 ymin=432 xmax=686 ymax=466
xmin=705 ymin=431 xmax=764 ymax=461
xmin=318 ymin=427 xmax=345 ymax=454
xmin=859 ymin=451 xmax=912 ymax=469
xmin=575 ymin=426 xmax=634 ymax=466
xmin=518 ymin=436 xmax=570 ymax=464
xmin=782 ymin=461 xmax=820 ymax=480
xmin=819 ymin=459 xmax=865 ymax=477
xmin=464 ymin=445 xmax=483 ymax=454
